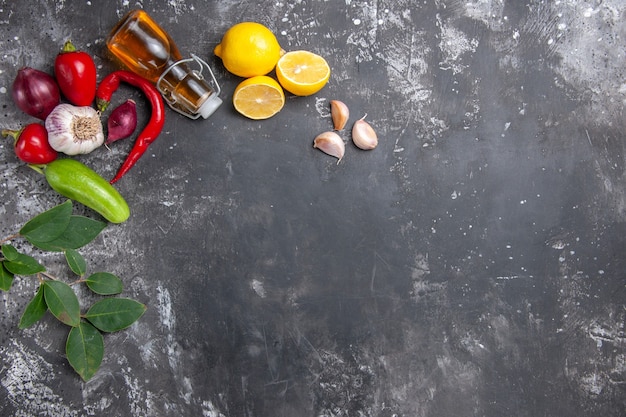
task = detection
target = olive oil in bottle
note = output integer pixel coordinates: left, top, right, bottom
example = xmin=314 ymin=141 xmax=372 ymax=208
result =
xmin=106 ymin=9 xmax=221 ymax=119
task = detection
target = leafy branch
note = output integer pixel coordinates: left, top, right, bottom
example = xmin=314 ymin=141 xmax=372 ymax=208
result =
xmin=0 ymin=200 xmax=146 ymax=381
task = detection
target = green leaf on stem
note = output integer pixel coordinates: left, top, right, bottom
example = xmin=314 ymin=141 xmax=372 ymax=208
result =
xmin=85 ymin=272 xmax=123 ymax=295
xmin=3 ymin=250 xmax=46 ymax=275
xmin=30 ymin=216 xmax=106 ymax=252
xmin=19 ymin=286 xmax=47 ymax=329
xmin=66 ymin=321 xmax=104 ymax=381
xmin=19 ymin=200 xmax=72 ymax=243
xmin=65 ymin=249 xmax=86 ymax=276
xmin=1 ymin=244 xmax=20 ymax=261
xmin=43 ymin=280 xmax=80 ymax=327
xmin=85 ymin=298 xmax=146 ymax=332
xmin=0 ymin=263 xmax=14 ymax=291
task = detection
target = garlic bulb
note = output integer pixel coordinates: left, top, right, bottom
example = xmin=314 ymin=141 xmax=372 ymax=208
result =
xmin=313 ymin=131 xmax=345 ymax=163
xmin=351 ymin=116 xmax=378 ymax=150
xmin=330 ymin=100 xmax=349 ymax=130
xmin=45 ymin=103 xmax=104 ymax=155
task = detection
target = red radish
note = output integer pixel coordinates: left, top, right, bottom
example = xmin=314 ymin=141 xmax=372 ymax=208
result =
xmin=11 ymin=67 xmax=61 ymax=120
xmin=106 ymin=99 xmax=137 ymax=144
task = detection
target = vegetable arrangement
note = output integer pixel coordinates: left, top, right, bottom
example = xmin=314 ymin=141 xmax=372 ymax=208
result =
xmin=96 ymin=70 xmax=166 ymax=184
xmin=2 ymin=39 xmax=166 ymax=382
xmin=0 ymin=200 xmax=146 ymax=381
xmin=1 ymin=11 xmax=381 ymax=385
xmin=4 ymin=38 xmax=168 ymax=223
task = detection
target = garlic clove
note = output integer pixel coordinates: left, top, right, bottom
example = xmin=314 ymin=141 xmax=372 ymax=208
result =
xmin=330 ymin=100 xmax=349 ymax=130
xmin=351 ymin=116 xmax=378 ymax=150
xmin=313 ymin=131 xmax=345 ymax=163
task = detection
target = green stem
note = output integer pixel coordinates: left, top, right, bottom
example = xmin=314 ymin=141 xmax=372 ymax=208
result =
xmin=2 ymin=128 xmax=21 ymax=147
xmin=96 ymin=98 xmax=110 ymax=113
xmin=28 ymin=164 xmax=46 ymax=175
xmin=62 ymin=40 xmax=77 ymax=53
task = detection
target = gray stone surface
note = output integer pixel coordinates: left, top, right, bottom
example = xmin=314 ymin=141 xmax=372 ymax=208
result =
xmin=1 ymin=1 xmax=624 ymax=416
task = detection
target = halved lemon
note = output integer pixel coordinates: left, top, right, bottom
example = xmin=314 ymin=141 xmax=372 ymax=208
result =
xmin=232 ymin=75 xmax=285 ymax=120
xmin=276 ymin=50 xmax=330 ymax=96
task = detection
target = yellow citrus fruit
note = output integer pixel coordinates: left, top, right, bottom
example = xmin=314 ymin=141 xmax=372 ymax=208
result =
xmin=214 ymin=22 xmax=282 ymax=78
xmin=232 ymin=75 xmax=285 ymax=120
xmin=275 ymin=50 xmax=330 ymax=96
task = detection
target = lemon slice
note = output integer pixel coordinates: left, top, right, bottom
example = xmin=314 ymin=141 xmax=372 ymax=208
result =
xmin=276 ymin=50 xmax=330 ymax=96
xmin=232 ymin=75 xmax=285 ymax=120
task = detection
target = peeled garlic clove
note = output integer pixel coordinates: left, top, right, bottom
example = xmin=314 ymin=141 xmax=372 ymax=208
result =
xmin=352 ymin=116 xmax=378 ymax=150
xmin=330 ymin=100 xmax=349 ymax=130
xmin=313 ymin=131 xmax=345 ymax=163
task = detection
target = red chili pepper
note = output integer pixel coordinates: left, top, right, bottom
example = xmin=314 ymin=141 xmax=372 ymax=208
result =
xmin=96 ymin=70 xmax=165 ymax=184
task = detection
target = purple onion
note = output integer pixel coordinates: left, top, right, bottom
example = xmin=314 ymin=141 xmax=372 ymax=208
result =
xmin=11 ymin=67 xmax=61 ymax=120
xmin=106 ymin=99 xmax=137 ymax=144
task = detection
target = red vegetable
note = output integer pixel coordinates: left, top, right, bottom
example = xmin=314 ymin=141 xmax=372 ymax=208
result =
xmin=54 ymin=40 xmax=97 ymax=106
xmin=11 ymin=67 xmax=61 ymax=120
xmin=2 ymin=124 xmax=58 ymax=164
xmin=106 ymin=99 xmax=137 ymax=144
xmin=96 ymin=70 xmax=165 ymax=184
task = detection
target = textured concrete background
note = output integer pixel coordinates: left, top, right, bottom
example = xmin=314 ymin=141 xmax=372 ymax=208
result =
xmin=0 ymin=1 xmax=625 ymax=416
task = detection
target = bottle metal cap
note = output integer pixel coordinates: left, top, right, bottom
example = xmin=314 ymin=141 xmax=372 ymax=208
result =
xmin=157 ymin=54 xmax=221 ymax=120
xmin=199 ymin=94 xmax=223 ymax=119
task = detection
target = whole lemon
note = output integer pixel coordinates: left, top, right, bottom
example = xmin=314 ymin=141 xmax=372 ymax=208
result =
xmin=214 ymin=22 xmax=282 ymax=78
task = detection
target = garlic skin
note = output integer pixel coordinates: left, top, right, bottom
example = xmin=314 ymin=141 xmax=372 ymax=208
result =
xmin=45 ymin=103 xmax=104 ymax=155
xmin=351 ymin=117 xmax=378 ymax=150
xmin=313 ymin=131 xmax=345 ymax=163
xmin=330 ymin=100 xmax=349 ymax=130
